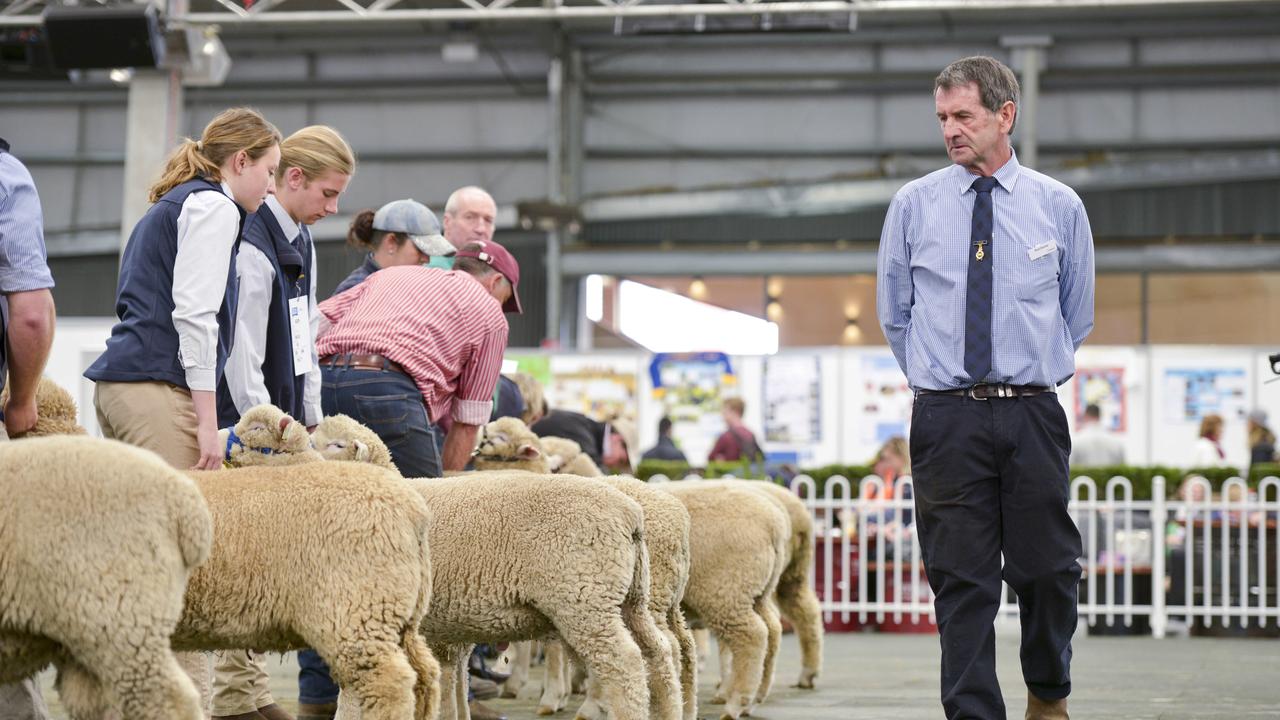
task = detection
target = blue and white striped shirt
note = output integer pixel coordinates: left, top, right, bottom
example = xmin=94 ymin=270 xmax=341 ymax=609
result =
xmin=876 ymin=151 xmax=1094 ymax=391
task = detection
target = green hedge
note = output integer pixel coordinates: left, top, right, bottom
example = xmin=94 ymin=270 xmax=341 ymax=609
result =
xmin=636 ymin=459 xmax=1279 ymax=500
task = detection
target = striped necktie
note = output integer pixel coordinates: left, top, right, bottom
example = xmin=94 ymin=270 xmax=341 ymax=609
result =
xmin=964 ymin=175 xmax=999 ymax=384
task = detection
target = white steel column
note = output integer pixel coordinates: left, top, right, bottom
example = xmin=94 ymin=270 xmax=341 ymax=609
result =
xmin=1003 ymin=35 xmax=1051 ymax=170
xmin=120 ymin=67 xmax=183 ymax=251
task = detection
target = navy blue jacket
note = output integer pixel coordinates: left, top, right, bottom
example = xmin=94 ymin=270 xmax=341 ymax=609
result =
xmin=85 ymin=178 xmax=242 ymax=389
xmin=216 ymin=206 xmax=312 ymax=426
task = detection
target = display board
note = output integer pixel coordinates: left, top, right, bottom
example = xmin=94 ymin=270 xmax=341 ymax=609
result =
xmin=1066 ymin=345 xmax=1148 ymax=465
xmin=1148 ymin=347 xmax=1254 ymax=470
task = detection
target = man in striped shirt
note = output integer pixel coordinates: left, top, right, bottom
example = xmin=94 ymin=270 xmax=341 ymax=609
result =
xmin=316 ymin=239 xmax=520 ymax=477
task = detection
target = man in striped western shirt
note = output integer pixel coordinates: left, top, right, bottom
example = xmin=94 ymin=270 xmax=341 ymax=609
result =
xmin=316 ymin=239 xmax=519 ymax=478
xmin=876 ymin=56 xmax=1094 ymax=720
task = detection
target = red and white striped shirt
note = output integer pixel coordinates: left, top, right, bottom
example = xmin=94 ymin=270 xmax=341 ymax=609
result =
xmin=317 ymin=265 xmax=508 ymax=425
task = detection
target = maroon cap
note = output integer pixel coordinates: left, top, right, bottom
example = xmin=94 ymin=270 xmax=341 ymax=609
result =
xmin=455 ymin=239 xmax=522 ymax=314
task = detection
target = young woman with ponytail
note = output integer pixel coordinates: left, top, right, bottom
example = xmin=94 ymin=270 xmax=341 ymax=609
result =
xmin=86 ymin=106 xmax=281 ymax=472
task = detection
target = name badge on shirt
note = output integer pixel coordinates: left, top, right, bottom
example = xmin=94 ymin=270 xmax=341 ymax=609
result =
xmin=1028 ymin=240 xmax=1057 ymax=261
xmin=288 ymin=296 xmax=313 ymax=376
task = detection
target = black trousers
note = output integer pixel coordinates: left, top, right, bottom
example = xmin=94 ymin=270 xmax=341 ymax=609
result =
xmin=909 ymin=392 xmax=1083 ymax=720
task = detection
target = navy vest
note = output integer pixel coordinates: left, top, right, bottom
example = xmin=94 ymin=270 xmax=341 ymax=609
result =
xmin=85 ymin=178 xmax=243 ymax=389
xmin=216 ymin=207 xmax=312 ymax=426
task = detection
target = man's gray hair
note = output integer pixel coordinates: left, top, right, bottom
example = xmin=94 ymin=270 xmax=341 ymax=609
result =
xmin=935 ymin=56 xmax=1020 ymax=133
xmin=444 ymin=185 xmax=495 ymax=216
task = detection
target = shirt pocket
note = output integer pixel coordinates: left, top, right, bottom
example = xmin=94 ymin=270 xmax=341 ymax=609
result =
xmin=1013 ymin=238 xmax=1060 ymax=302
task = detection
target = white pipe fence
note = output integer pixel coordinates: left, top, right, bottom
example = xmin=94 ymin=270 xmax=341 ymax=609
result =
xmin=648 ymin=473 xmax=1280 ymax=638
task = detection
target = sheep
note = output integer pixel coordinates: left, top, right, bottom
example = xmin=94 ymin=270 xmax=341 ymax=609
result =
xmin=740 ymin=480 xmax=824 ymax=690
xmin=312 ymin=413 xmax=399 ymax=473
xmin=217 ymin=403 xmax=323 ymax=467
xmin=0 ymin=375 xmax=87 ymax=436
xmin=299 ymin=416 xmax=675 ymax=720
xmin=177 ymin=462 xmax=439 ymax=720
xmin=660 ymin=481 xmax=789 ymax=720
xmin=474 ymin=418 xmax=695 ymax=720
xmin=0 ymin=436 xmax=212 ymax=720
xmin=539 ymin=434 xmax=604 ymax=477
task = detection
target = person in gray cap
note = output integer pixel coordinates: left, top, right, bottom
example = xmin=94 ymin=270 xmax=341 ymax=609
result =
xmin=332 ymin=198 xmax=452 ymax=295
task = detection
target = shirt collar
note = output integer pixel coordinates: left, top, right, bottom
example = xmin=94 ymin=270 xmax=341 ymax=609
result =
xmin=265 ymin=195 xmax=302 ymax=242
xmin=952 ymin=147 xmax=1022 ymax=196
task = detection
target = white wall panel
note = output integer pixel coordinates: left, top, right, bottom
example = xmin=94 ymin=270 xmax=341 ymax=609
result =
xmin=0 ymin=106 xmax=79 ymax=155
xmin=314 ymin=98 xmax=548 ymax=152
xmin=1137 ymin=87 xmax=1280 ymax=141
xmin=583 ymin=157 xmax=879 ymax=197
xmin=1139 ymin=36 xmax=1280 ymax=65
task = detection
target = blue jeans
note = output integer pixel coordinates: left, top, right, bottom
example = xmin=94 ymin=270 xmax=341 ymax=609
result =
xmin=320 ymin=362 xmax=444 ymax=478
xmin=297 ymin=649 xmax=338 ymax=705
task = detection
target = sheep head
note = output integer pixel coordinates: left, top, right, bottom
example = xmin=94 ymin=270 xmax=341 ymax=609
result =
xmin=0 ymin=376 xmax=87 ymax=437
xmin=473 ymin=416 xmax=548 ymax=473
xmin=219 ymin=404 xmax=321 ymax=467
xmin=312 ymin=414 xmax=399 ymax=474
xmin=539 ymin=436 xmax=603 ymax=477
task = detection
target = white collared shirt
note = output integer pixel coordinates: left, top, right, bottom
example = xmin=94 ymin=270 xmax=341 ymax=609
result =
xmin=171 ymin=181 xmax=240 ymax=392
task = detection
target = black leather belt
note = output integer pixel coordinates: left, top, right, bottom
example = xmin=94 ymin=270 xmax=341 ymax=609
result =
xmin=918 ymin=383 xmax=1054 ymax=401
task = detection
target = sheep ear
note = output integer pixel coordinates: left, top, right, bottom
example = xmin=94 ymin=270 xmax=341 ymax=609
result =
xmin=354 ymin=440 xmax=372 ymax=463
xmin=518 ymin=443 xmax=543 ymax=460
xmin=279 ymin=415 xmax=293 ymax=433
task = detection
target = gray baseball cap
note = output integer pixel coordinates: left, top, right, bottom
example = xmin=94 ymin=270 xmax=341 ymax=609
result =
xmin=373 ymin=199 xmax=453 ymax=256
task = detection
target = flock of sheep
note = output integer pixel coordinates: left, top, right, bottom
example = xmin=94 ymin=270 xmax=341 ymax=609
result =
xmin=0 ymin=379 xmax=825 ymax=720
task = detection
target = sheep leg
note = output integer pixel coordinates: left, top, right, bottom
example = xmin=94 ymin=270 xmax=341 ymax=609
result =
xmin=537 ymin=640 xmax=570 ymax=715
xmin=60 ymin=635 xmax=202 ymax=720
xmin=569 ymin=657 xmax=588 ymax=696
xmin=327 ymin=639 xmax=417 ymax=720
xmin=692 ymin=626 xmax=711 ymax=674
xmin=427 ymin=643 xmax=469 ymax=720
xmin=710 ymin=639 xmax=731 ymax=704
xmin=499 ymin=641 xmax=532 ymax=699
xmin=706 ymin=610 xmax=768 ymax=720
xmin=558 ymin=613 xmax=649 ymax=720
xmin=403 ymin=629 xmax=441 ymax=720
xmin=622 ymin=599 xmax=681 ymax=720
xmin=563 ymin=645 xmax=603 ymax=720
xmin=669 ymin=606 xmax=699 ymax=720
xmin=776 ymin=582 xmax=824 ymax=689
xmin=55 ymin=660 xmax=113 ymax=720
xmin=755 ymin=597 xmax=782 ymax=704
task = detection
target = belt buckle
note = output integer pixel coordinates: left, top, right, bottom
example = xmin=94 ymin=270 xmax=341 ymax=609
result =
xmin=968 ymin=385 xmax=988 ymax=401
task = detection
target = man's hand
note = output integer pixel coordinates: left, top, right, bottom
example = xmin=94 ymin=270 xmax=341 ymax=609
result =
xmin=1 ymin=397 xmax=38 ymax=435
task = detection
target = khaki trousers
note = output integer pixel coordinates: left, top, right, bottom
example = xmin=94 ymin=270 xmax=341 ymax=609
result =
xmin=211 ymin=651 xmax=275 ymax=715
xmin=94 ymin=381 xmax=219 ymax=715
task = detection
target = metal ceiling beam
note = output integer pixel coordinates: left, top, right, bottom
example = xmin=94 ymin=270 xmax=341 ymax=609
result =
xmin=2 ymin=0 xmax=1275 ymax=27
xmin=558 ymin=242 xmax=1280 ymax=277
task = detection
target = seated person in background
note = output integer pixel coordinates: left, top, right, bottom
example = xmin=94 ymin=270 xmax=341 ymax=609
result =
xmin=708 ymin=397 xmax=763 ymax=463
xmin=641 ymin=416 xmax=687 ymax=463
xmin=856 ymin=436 xmax=914 ymax=538
xmin=1069 ymin=403 xmax=1125 ymax=467
xmin=489 ymin=375 xmax=526 ymax=422
xmin=532 ymin=408 xmax=631 ymax=473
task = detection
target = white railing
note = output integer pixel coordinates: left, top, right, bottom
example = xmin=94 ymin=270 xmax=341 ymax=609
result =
xmin=648 ymin=472 xmax=1280 ymax=638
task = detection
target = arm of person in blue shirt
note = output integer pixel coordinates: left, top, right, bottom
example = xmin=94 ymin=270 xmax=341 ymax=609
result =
xmin=1057 ymin=198 xmax=1096 ymax=351
xmin=876 ymin=192 xmax=913 ymax=375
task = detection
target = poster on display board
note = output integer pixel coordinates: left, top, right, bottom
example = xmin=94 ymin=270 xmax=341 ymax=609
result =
xmin=648 ymin=352 xmax=737 ymax=465
xmin=1074 ymin=367 xmax=1127 ymax=432
xmin=762 ymin=355 xmax=822 ymax=445
xmin=1162 ymin=367 xmax=1248 ymax=424
xmin=859 ymin=354 xmax=913 ymax=448
xmin=540 ymin=355 xmax=641 ymax=430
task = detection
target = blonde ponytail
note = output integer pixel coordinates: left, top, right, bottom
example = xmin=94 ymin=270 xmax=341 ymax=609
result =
xmin=148 ymin=107 xmax=282 ymax=203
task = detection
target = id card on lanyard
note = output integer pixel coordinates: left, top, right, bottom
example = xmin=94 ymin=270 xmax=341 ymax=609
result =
xmin=289 ymin=296 xmax=313 ymax=375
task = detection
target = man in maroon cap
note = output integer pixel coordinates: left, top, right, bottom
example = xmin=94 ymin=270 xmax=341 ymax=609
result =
xmin=316 ymin=239 xmax=522 ymax=476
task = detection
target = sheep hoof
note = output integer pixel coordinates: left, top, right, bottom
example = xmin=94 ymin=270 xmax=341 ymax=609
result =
xmin=501 ymin=687 xmax=520 ymax=699
xmin=718 ymin=713 xmax=739 ymax=720
xmin=537 ymin=706 xmax=557 ymax=716
xmin=709 ymin=694 xmax=727 ymax=705
xmin=794 ymin=679 xmax=816 ymax=690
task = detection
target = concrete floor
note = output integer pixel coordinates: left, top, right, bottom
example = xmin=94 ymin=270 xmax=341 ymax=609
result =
xmin=36 ymin=627 xmax=1280 ymax=719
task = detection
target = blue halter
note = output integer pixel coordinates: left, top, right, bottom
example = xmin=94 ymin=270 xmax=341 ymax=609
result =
xmin=224 ymin=427 xmax=275 ymax=460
